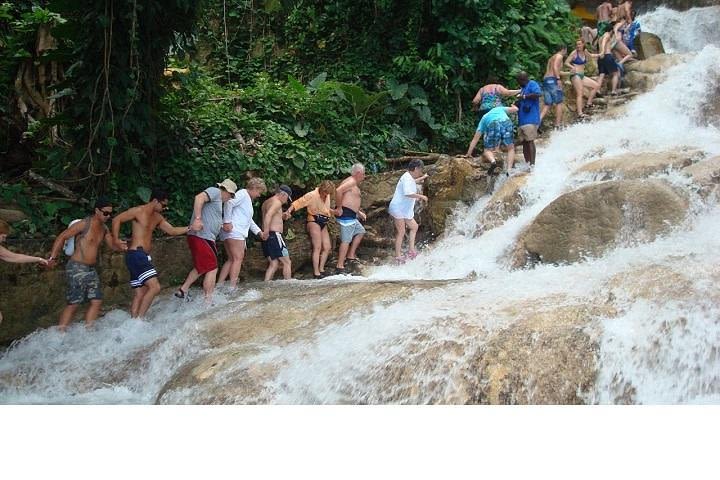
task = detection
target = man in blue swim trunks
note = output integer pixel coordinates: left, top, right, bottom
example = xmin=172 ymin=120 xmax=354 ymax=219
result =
xmin=112 ymin=189 xmax=190 ymax=318
xmin=467 ymin=105 xmax=519 ymax=175
xmin=540 ymin=45 xmax=567 ymax=129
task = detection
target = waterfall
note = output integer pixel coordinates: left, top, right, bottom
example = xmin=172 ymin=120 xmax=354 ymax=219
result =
xmin=639 ymin=5 xmax=720 ymax=53
xmin=1 ymin=7 xmax=719 ymax=404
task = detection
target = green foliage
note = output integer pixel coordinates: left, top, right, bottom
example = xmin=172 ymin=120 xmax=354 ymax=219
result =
xmin=1 ymin=0 xmax=579 ymax=236
xmin=155 ymin=69 xmax=412 ymax=224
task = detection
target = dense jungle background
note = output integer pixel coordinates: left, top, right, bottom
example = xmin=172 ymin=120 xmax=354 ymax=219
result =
xmin=0 ymin=0 xmax=578 ymax=235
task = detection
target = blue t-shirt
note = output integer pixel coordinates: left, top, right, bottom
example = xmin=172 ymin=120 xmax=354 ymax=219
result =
xmin=477 ymin=106 xmax=510 ymax=133
xmin=518 ymin=80 xmax=541 ymax=126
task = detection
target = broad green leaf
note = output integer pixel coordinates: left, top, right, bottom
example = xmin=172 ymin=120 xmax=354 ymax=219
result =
xmin=136 ymin=187 xmax=151 ymax=203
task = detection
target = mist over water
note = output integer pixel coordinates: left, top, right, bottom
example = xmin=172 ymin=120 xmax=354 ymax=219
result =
xmin=1 ymin=7 xmax=719 ymax=404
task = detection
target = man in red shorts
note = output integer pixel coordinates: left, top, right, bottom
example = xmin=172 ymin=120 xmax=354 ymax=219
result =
xmin=176 ymin=179 xmax=237 ymax=301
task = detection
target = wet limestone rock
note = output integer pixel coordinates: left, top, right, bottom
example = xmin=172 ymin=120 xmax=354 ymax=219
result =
xmin=475 ymin=172 xmax=529 ymax=235
xmin=682 ymin=155 xmax=720 ymax=194
xmin=512 ymin=180 xmax=689 ymax=267
xmin=634 ymin=32 xmax=665 ymax=60
xmin=624 ymin=53 xmax=688 ymax=92
xmin=575 ymin=149 xmax=702 ymax=180
xmin=425 ymin=155 xmax=489 ymax=235
xmin=467 ymin=299 xmax=609 ymax=404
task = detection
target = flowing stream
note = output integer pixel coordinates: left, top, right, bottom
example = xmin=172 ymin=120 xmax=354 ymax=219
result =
xmin=1 ymin=6 xmax=719 ymax=404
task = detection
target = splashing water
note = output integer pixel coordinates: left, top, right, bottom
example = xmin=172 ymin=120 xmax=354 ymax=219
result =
xmin=640 ymin=6 xmax=720 ymax=53
xmin=2 ymin=7 xmax=720 ymax=404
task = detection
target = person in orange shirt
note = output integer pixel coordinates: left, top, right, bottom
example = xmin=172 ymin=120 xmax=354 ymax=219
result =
xmin=284 ymin=180 xmax=336 ymax=279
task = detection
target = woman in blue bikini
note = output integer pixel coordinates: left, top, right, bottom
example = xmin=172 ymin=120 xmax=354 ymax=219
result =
xmin=564 ymin=39 xmax=601 ymax=118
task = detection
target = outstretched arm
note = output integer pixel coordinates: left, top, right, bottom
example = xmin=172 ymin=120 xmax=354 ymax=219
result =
xmin=498 ymin=86 xmax=521 ymax=96
xmin=158 ymin=218 xmax=190 ymax=236
xmin=0 ymin=245 xmax=48 ymax=265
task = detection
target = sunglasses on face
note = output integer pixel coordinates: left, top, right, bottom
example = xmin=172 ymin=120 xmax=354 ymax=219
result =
xmin=99 ymin=209 xmax=113 ymax=217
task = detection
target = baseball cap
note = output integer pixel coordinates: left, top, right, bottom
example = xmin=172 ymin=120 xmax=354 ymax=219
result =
xmin=217 ymin=179 xmax=238 ymax=195
xmin=278 ymin=185 xmax=293 ymax=202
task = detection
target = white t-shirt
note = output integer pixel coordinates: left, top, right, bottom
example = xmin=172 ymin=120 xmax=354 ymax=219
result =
xmin=219 ymin=189 xmax=261 ymax=241
xmin=388 ymin=171 xmax=418 ymax=219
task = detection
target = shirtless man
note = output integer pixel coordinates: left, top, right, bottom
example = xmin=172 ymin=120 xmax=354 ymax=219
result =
xmin=596 ymin=1 xmax=613 ymax=37
xmin=540 ymin=45 xmax=567 ymax=128
xmin=597 ymin=23 xmax=620 ymax=95
xmin=262 ymin=185 xmax=293 ymax=281
xmin=334 ymin=163 xmax=367 ymax=273
xmin=618 ymin=0 xmax=632 ymax=23
xmin=48 ymin=198 xmax=117 ymax=330
xmin=111 ymin=189 xmax=189 ymax=318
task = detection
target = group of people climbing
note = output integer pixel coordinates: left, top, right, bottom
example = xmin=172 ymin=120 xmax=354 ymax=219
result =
xmin=466 ymin=0 xmax=641 ymax=174
xmin=2 ymin=2 xmax=645 ymax=331
xmin=0 ymin=161 xmax=428 ymax=330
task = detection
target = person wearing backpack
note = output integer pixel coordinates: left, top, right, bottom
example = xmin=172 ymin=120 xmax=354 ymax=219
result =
xmin=47 ymin=197 xmax=117 ymax=331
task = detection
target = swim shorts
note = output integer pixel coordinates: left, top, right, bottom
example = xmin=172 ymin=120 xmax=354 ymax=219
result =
xmin=338 ymin=218 xmax=366 ymax=243
xmin=517 ymin=124 xmax=538 ymax=142
xmin=483 ymin=119 xmax=514 ymax=150
xmin=598 ymin=54 xmax=619 ymax=75
xmin=597 ymin=21 xmax=611 ymax=37
xmin=542 ymin=77 xmax=564 ymax=105
xmin=65 ymin=259 xmax=102 ymax=304
xmin=187 ymin=235 xmax=218 ymax=275
xmin=125 ymin=248 xmax=158 ymax=289
xmin=262 ymin=231 xmax=289 ymax=260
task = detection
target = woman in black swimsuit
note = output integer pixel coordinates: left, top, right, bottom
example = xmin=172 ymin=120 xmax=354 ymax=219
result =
xmin=285 ymin=180 xmax=336 ymax=279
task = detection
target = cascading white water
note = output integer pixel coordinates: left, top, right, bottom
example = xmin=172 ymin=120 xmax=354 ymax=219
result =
xmin=639 ymin=6 xmax=720 ymax=53
xmin=1 ymin=7 xmax=719 ymax=404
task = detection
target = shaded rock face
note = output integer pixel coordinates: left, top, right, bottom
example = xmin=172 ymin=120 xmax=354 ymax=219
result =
xmin=635 ymin=32 xmax=666 ymax=60
xmin=575 ymin=149 xmax=702 ymax=180
xmin=475 ymin=173 xmax=529 ymax=235
xmin=425 ymin=155 xmax=489 ymax=235
xmin=512 ymin=180 xmax=689 ymax=267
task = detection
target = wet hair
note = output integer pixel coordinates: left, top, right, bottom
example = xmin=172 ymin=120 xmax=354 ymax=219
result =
xmin=408 ymin=159 xmax=424 ymax=171
xmin=485 ymin=74 xmax=499 ymax=84
xmin=94 ymin=196 xmax=112 ymax=211
xmin=318 ymin=180 xmax=336 ymax=196
xmin=631 ymin=9 xmax=637 ymax=20
xmin=556 ymin=44 xmax=567 ymax=53
xmin=247 ymin=177 xmax=267 ymax=193
xmin=0 ymin=219 xmax=9 ymax=235
xmin=150 ymin=188 xmax=169 ymax=202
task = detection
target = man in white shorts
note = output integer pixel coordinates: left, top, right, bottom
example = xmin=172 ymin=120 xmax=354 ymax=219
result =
xmin=388 ymin=159 xmax=428 ymax=263
xmin=217 ymin=177 xmax=268 ymax=289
